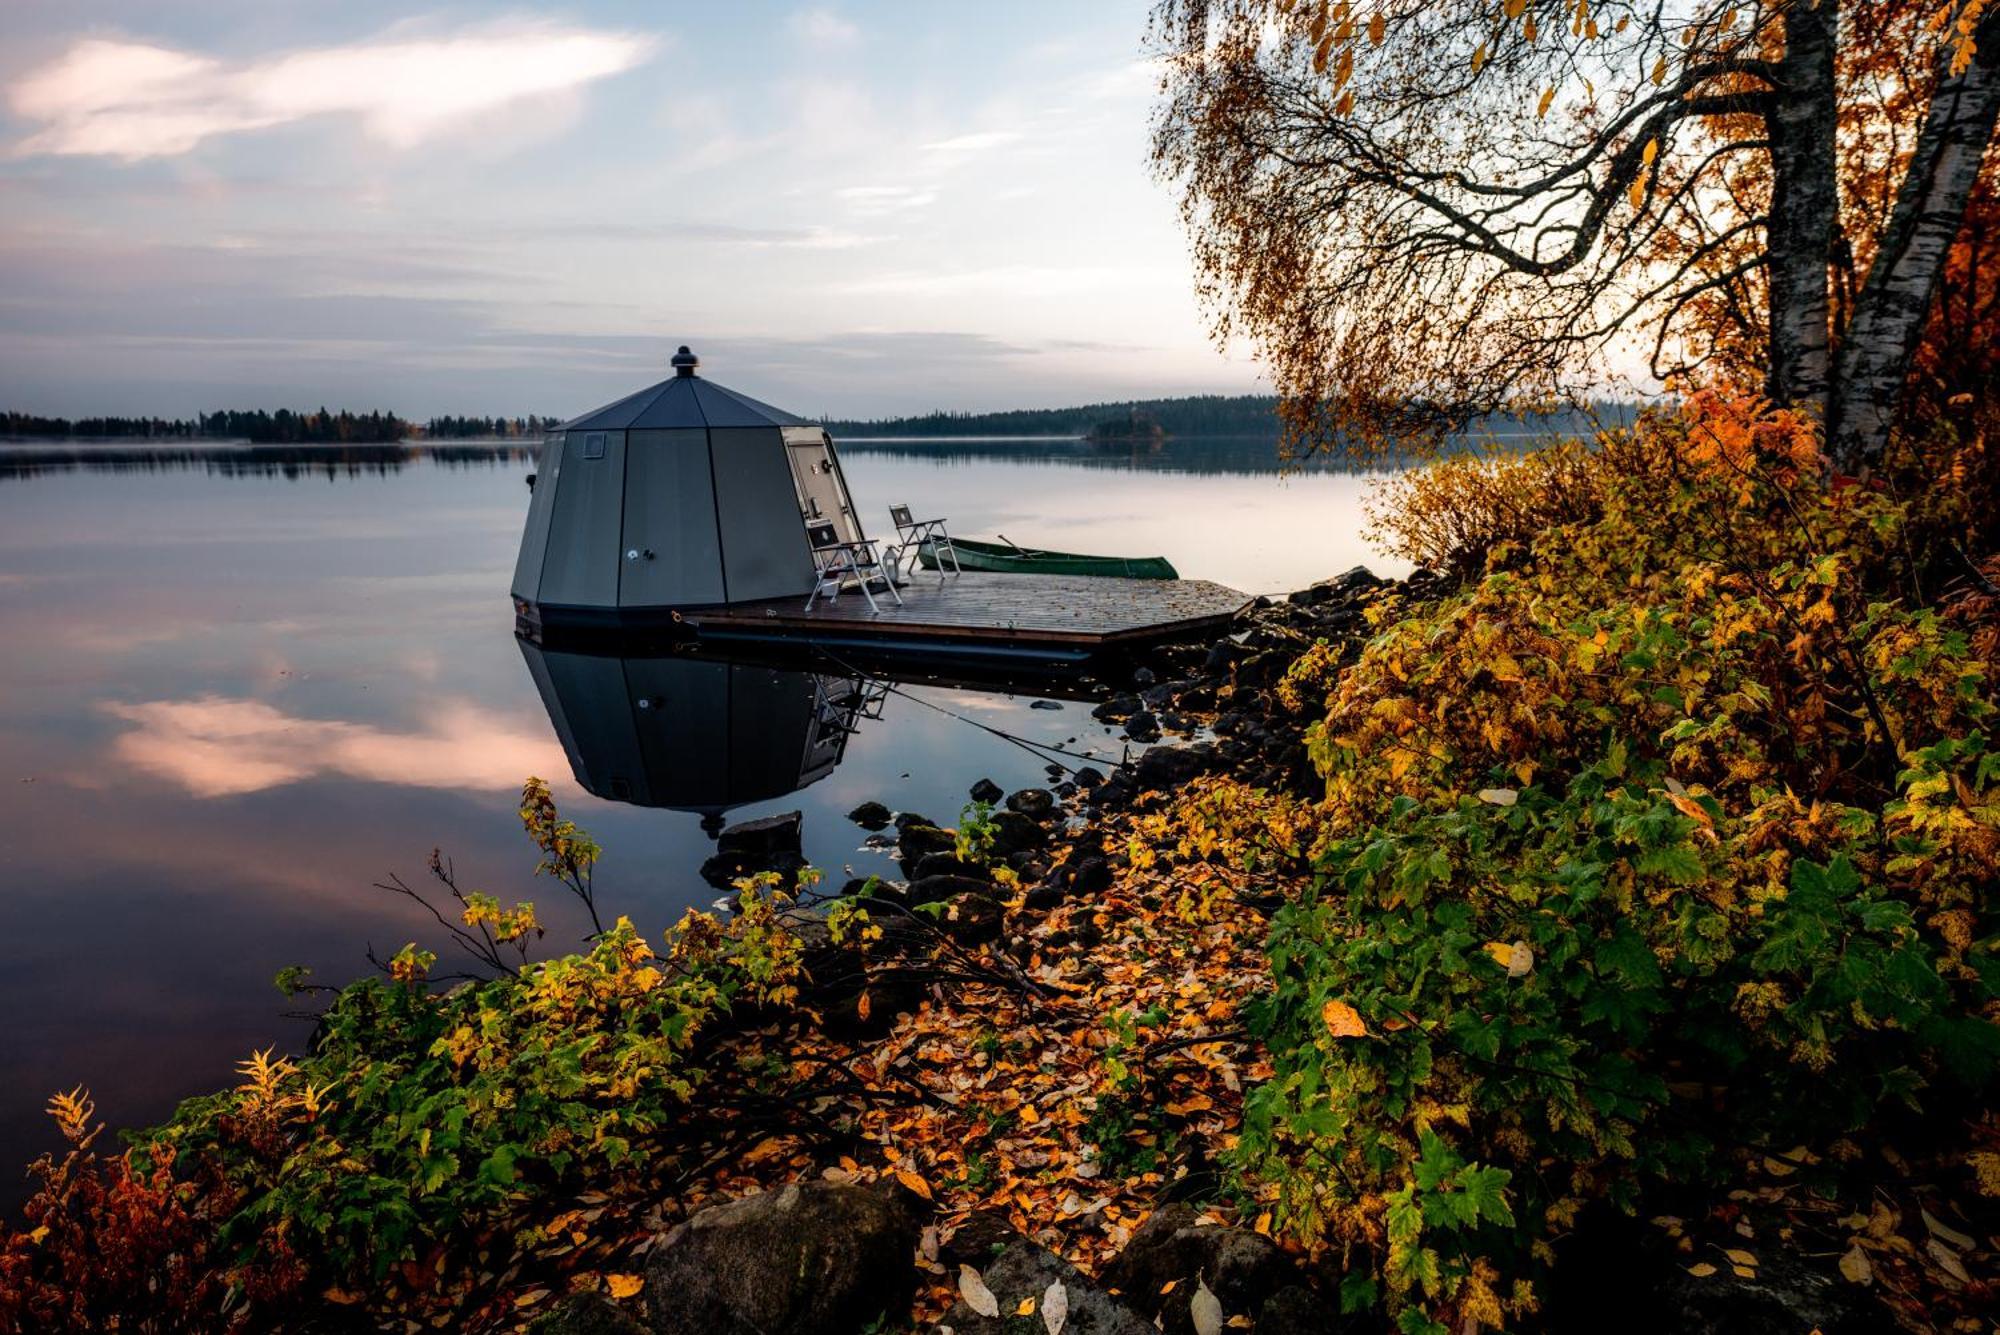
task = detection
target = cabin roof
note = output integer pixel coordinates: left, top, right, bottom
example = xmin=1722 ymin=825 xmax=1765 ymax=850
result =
xmin=562 ymin=372 xmax=814 ymax=432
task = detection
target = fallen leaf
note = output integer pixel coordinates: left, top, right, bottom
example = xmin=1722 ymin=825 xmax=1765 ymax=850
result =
xmin=1483 ymin=939 xmax=1534 ymax=977
xmin=1838 ymin=1244 xmax=1872 ymax=1286
xmin=1922 ymin=1208 xmax=1976 ymax=1251
xmin=1476 ymin=787 xmax=1518 ymax=806
xmin=1723 ymin=1248 xmax=1758 ymax=1269
xmin=959 ymin=1265 xmax=1000 ymax=1318
xmin=1685 ymin=1263 xmax=1717 ymax=1278
xmin=896 ymin=1169 xmax=933 ymax=1201
xmin=1927 ymin=1238 xmax=1971 ymax=1285
xmin=1321 ymin=999 xmax=1369 ymax=1039
xmin=1042 ymin=1279 xmax=1069 ymax=1335
xmin=1191 ymin=1278 xmax=1224 ymax=1335
xmin=1016 ymin=1296 xmax=1036 ymax=1316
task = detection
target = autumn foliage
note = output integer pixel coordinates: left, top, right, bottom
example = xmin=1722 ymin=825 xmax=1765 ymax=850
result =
xmin=1217 ymin=388 xmax=2000 ymax=1329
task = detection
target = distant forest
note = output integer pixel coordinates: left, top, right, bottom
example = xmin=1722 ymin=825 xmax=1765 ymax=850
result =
xmin=822 ymin=393 xmax=1638 ymax=440
xmin=0 ymin=409 xmax=559 ymax=443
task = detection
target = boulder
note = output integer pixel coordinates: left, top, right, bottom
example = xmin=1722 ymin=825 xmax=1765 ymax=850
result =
xmin=645 ymin=1182 xmax=920 ymax=1335
xmin=987 ymin=810 xmax=1047 ymax=854
xmin=936 ymin=1238 xmax=1151 ymax=1335
xmin=1029 ymin=699 xmax=1064 ymax=711
xmin=968 ymin=777 xmax=1005 ymax=805
xmin=1074 ymin=766 xmax=1107 ymax=789
xmin=1040 ymin=855 xmax=1112 ymax=900
xmin=1005 ymin=787 xmax=1058 ymax=819
xmin=906 ymin=873 xmax=998 ymax=905
xmin=1098 ymin=1204 xmax=1295 ymax=1335
xmin=1122 ymin=710 xmax=1162 ymax=743
xmin=1254 ymin=1284 xmax=1338 ymax=1333
xmin=897 ymin=823 xmax=958 ymax=859
xmin=1621 ymin=1245 xmax=1884 ymax=1335
xmin=526 ymin=1292 xmax=646 ymax=1335
xmin=934 ymin=892 xmax=1001 ymax=945
xmin=1135 ymin=744 xmax=1220 ymax=792
xmin=914 ymin=852 xmax=990 ymax=882
xmin=1092 ymin=694 xmax=1143 ymax=723
xmin=700 ymin=812 xmax=807 ymax=889
xmin=893 ymin=810 xmax=937 ymax=833
xmin=1133 ymin=666 xmax=1158 ymax=687
xmin=846 ymin=801 xmax=893 ymax=830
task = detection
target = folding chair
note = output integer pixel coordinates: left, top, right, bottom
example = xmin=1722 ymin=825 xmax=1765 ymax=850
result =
xmin=804 ymin=521 xmax=905 ymax=613
xmin=889 ymin=503 xmax=960 ymax=578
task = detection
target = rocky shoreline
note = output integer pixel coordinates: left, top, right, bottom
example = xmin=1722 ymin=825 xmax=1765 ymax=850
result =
xmin=518 ymin=559 xmax=1891 ymax=1335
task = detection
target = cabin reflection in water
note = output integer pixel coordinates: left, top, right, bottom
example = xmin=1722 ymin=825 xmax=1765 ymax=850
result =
xmin=517 ymin=639 xmax=886 ymax=834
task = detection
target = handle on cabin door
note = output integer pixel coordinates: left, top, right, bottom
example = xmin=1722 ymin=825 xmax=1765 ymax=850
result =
xmin=625 ymin=548 xmax=655 ymax=561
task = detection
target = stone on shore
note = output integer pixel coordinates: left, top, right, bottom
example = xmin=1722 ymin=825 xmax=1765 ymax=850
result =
xmin=936 ymin=1237 xmax=1151 ymax=1335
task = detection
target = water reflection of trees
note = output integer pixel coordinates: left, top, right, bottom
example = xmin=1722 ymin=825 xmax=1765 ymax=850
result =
xmin=0 ymin=443 xmax=535 ymax=482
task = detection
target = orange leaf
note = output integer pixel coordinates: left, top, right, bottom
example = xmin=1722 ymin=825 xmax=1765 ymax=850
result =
xmin=1321 ymin=999 xmax=1369 ymax=1038
xmin=606 ymin=1274 xmax=644 ymax=1300
xmin=896 ymin=1168 xmax=934 ymax=1200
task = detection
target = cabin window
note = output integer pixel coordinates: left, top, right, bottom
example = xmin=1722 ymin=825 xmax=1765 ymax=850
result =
xmin=582 ymin=432 xmax=607 ymax=460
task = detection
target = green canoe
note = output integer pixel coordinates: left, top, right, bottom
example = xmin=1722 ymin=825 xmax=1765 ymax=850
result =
xmin=916 ymin=536 xmax=1178 ymax=580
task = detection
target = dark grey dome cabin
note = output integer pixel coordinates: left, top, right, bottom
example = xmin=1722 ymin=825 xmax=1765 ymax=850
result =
xmin=511 ymin=347 xmax=860 ymax=628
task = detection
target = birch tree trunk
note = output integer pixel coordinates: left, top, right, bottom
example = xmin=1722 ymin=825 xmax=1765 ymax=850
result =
xmin=1828 ymin=11 xmax=2000 ymax=473
xmin=1764 ymin=0 xmax=1840 ymax=412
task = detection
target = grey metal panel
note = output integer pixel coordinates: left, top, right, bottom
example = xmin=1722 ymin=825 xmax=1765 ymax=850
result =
xmin=510 ymin=433 xmax=564 ymax=603
xmin=625 ymin=377 xmax=710 ymax=429
xmin=727 ymin=664 xmax=817 ymax=800
xmin=564 ymin=381 xmax=672 ymax=431
xmin=516 ymin=638 xmax=587 ymax=784
xmin=538 ymin=650 xmax=649 ymax=802
xmin=619 ymin=428 xmax=725 ymax=607
xmin=694 ymin=379 xmax=811 ymax=427
xmin=710 ymin=426 xmax=814 ymax=602
xmin=536 ymin=429 xmax=626 ymax=608
xmin=622 ymin=657 xmax=733 ymax=807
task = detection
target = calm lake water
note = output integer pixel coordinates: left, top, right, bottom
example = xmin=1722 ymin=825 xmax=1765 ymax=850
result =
xmin=0 ymin=435 xmax=1403 ymax=1194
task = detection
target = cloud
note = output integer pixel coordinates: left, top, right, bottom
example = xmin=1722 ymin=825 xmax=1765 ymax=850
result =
xmin=835 ymin=184 xmax=938 ymax=216
xmin=8 ymin=21 xmax=657 ymax=160
xmin=834 ymin=265 xmax=1153 ymax=298
xmin=787 ymin=9 xmax=862 ymax=49
xmin=102 ymin=696 xmax=558 ymax=798
xmin=922 ymin=130 xmax=1022 ymax=157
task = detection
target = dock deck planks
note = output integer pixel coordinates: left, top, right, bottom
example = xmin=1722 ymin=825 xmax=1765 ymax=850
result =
xmin=679 ymin=572 xmax=1251 ymax=657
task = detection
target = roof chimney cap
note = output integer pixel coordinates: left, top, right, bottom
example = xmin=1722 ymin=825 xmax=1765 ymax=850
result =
xmin=670 ymin=345 xmax=699 ymax=377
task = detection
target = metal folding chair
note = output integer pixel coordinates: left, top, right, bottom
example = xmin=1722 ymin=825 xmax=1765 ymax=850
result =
xmin=805 ymin=521 xmax=905 ymax=613
xmin=889 ymin=503 xmax=960 ymax=578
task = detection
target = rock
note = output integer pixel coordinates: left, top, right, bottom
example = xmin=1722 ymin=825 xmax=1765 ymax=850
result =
xmin=1030 ymin=699 xmax=1064 ymax=711
xmin=935 ymin=1238 xmax=1152 ymax=1335
xmin=1040 ymin=854 xmax=1111 ymax=900
xmin=914 ymin=852 xmax=989 ymax=882
xmin=846 ymin=801 xmax=893 ymax=830
xmin=906 ymin=873 xmax=998 ymax=905
xmin=1074 ymin=766 xmax=1106 ymax=789
xmin=897 ymin=823 xmax=957 ymax=859
xmin=987 ymin=810 xmax=1047 ymax=854
xmin=645 ymin=1182 xmax=920 ymax=1335
xmin=1133 ymin=666 xmax=1158 ymax=687
xmin=1253 ymin=1284 xmax=1337 ymax=1334
xmin=1099 ymin=1205 xmax=1296 ymax=1335
xmin=1135 ymin=744 xmax=1219 ymax=791
xmin=934 ymin=892 xmax=1001 ymax=944
xmin=717 ymin=811 xmax=803 ymax=860
xmin=893 ymin=811 xmax=936 ymax=833
xmin=1005 ymin=787 xmax=1057 ymax=818
xmin=968 ymin=777 xmax=1005 ymax=805
xmin=1092 ymin=693 xmax=1143 ymax=723
xmin=1141 ymin=682 xmax=1178 ymax=708
xmin=700 ymin=811 xmax=807 ymax=889
xmin=527 ymin=1291 xmax=647 ymax=1335
xmin=1123 ymin=710 xmax=1161 ymax=743
xmin=940 ymin=1209 xmax=1027 ymax=1268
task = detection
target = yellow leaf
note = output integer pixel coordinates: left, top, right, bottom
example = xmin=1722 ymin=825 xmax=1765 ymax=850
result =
xmin=324 ymin=1287 xmax=363 ymax=1305
xmin=1629 ymin=177 xmax=1646 ymax=210
xmin=1642 ymin=137 xmax=1659 ymax=166
xmin=1483 ymin=940 xmax=1534 ymax=976
xmin=1724 ymin=1248 xmax=1758 ymax=1268
xmin=607 ymin=1273 xmax=644 ymax=1300
xmin=1838 ymin=1244 xmax=1872 ymax=1285
xmin=1652 ymin=55 xmax=1668 ymax=85
xmin=896 ymin=1168 xmax=934 ymax=1201
xmin=1471 ymin=42 xmax=1487 ymax=74
xmin=1537 ymin=85 xmax=1556 ymax=118
xmin=1685 ymin=1263 xmax=1717 ymax=1278
xmin=1322 ymin=998 xmax=1369 ymax=1038
xmin=1017 ymin=1296 xmax=1037 ymax=1316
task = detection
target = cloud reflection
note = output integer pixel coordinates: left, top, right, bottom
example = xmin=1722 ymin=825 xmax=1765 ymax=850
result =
xmin=103 ymin=696 xmax=557 ymax=798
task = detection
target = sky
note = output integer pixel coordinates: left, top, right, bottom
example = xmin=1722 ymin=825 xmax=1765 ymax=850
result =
xmin=0 ymin=1 xmax=1266 ymax=420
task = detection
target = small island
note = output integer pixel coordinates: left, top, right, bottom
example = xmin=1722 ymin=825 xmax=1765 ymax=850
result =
xmin=1083 ymin=406 xmax=1167 ymax=443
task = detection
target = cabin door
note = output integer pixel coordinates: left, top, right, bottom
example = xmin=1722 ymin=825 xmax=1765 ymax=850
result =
xmin=783 ymin=429 xmax=863 ymax=543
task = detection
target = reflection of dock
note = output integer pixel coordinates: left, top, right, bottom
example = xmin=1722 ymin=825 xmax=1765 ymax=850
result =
xmin=676 ymin=572 xmax=1250 ymax=662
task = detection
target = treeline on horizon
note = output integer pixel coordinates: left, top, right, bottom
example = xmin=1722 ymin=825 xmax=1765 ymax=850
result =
xmin=1 ymin=409 xmax=561 ymax=443
xmin=821 ymin=393 xmax=1638 ymax=439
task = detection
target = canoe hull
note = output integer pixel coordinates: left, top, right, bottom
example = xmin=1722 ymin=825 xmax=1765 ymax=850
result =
xmin=917 ymin=537 xmax=1178 ymax=581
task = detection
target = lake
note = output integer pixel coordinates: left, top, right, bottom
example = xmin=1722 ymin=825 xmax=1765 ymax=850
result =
xmin=0 ymin=435 xmax=1403 ymax=1192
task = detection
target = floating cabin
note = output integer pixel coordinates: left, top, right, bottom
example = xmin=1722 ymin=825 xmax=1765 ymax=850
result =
xmin=512 ymin=346 xmax=859 ymax=623
xmin=511 ymin=347 xmax=1251 ymax=662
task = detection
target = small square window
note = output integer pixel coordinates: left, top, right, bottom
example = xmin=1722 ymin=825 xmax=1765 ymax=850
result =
xmin=582 ymin=432 xmax=607 ymax=459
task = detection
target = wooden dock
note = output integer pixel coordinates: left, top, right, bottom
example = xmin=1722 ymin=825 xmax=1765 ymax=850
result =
xmin=676 ymin=573 xmax=1251 ymax=661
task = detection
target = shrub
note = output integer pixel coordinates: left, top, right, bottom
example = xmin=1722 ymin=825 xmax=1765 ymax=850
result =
xmin=1229 ymin=388 xmax=2000 ymax=1331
